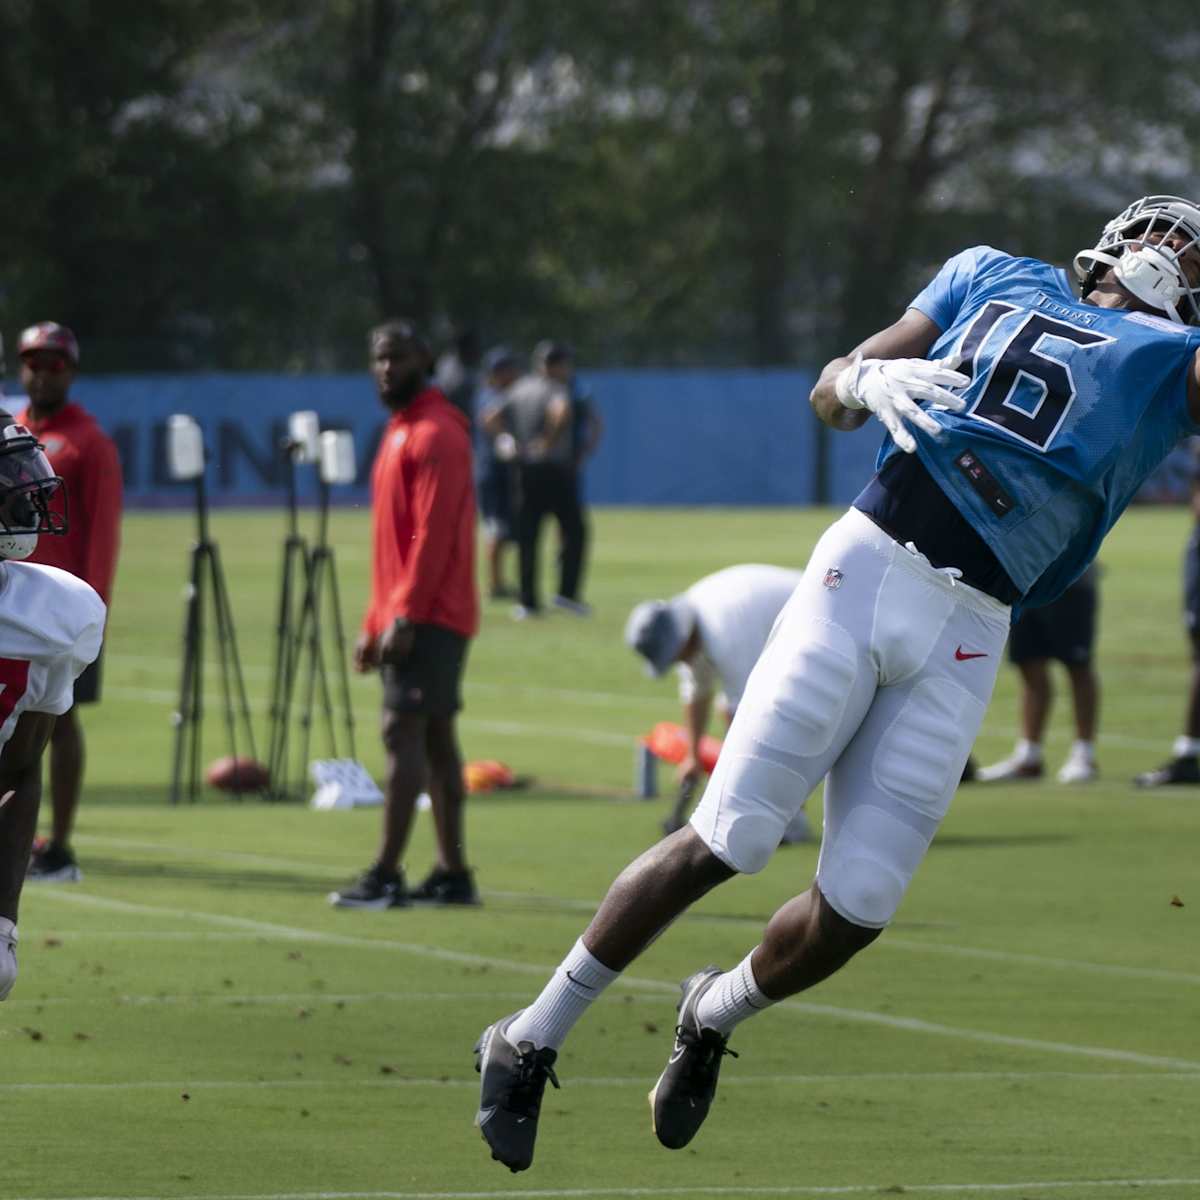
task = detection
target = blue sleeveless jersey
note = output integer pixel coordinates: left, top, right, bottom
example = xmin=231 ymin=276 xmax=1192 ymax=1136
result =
xmin=878 ymin=246 xmax=1200 ymax=609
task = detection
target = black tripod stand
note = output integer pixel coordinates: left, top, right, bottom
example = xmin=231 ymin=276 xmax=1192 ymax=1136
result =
xmin=265 ymin=441 xmax=312 ymax=800
xmin=271 ymin=478 xmax=359 ymax=800
xmin=170 ymin=468 xmax=261 ymax=804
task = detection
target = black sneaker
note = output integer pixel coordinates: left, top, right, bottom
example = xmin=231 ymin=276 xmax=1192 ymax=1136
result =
xmin=649 ymin=966 xmax=738 ymax=1150
xmin=328 ymin=864 xmax=407 ymax=909
xmin=408 ymin=866 xmax=480 ymax=906
xmin=474 ymin=1012 xmax=560 ymax=1172
xmin=1134 ymin=755 xmax=1200 ymax=787
xmin=26 ymin=842 xmax=82 ymax=883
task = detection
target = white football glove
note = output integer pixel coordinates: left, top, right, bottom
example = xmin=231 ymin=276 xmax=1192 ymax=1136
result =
xmin=0 ymin=917 xmax=17 ymax=1002
xmin=834 ymin=353 xmax=969 ymax=453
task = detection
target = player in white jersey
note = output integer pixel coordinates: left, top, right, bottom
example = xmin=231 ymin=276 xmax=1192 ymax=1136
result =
xmin=625 ymin=564 xmax=812 ymax=838
xmin=473 ymin=196 xmax=1200 ymax=1172
xmin=0 ymin=411 xmax=105 ymax=1001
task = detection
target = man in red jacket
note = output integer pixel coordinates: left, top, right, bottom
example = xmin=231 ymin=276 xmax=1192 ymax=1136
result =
xmin=16 ymin=323 xmax=122 ymax=885
xmin=330 ymin=319 xmax=480 ymax=910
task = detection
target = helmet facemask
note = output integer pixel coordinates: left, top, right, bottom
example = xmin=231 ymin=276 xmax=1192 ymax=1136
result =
xmin=0 ymin=424 xmax=66 ymax=560
xmin=1073 ymin=196 xmax=1200 ymax=325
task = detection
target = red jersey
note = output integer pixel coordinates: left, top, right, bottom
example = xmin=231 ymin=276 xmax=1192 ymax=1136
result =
xmin=16 ymin=401 xmax=123 ymax=605
xmin=362 ymin=387 xmax=478 ymax=640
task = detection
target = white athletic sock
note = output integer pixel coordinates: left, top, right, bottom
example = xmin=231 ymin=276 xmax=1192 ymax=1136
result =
xmin=694 ymin=951 xmax=775 ymax=1036
xmin=1067 ymin=739 xmax=1095 ymax=763
xmin=1173 ymin=735 xmax=1200 ymax=758
xmin=505 ymin=938 xmax=619 ymax=1051
xmin=1014 ymin=738 xmax=1042 ymax=765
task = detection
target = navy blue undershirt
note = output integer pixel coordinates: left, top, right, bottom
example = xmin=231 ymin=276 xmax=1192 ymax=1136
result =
xmin=853 ymin=453 xmax=1020 ymax=605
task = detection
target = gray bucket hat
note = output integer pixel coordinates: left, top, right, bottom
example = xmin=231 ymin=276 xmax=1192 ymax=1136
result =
xmin=624 ymin=597 xmax=696 ymax=677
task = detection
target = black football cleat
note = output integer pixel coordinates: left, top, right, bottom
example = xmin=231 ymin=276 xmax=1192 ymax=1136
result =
xmin=327 ymin=864 xmax=407 ymax=909
xmin=649 ymin=966 xmax=738 ymax=1150
xmin=1133 ymin=755 xmax=1200 ymax=788
xmin=25 ymin=841 xmax=82 ymax=884
xmin=474 ymin=1013 xmax=560 ymax=1172
xmin=408 ymin=866 xmax=480 ymax=906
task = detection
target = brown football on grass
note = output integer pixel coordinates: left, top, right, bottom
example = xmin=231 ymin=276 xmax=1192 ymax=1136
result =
xmin=205 ymin=755 xmax=271 ymax=792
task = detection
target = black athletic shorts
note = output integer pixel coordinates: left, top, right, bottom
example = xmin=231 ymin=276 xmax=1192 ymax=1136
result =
xmin=1008 ymin=575 xmax=1097 ymax=666
xmin=380 ymin=624 xmax=469 ymax=716
xmin=74 ymin=650 xmax=103 ymax=705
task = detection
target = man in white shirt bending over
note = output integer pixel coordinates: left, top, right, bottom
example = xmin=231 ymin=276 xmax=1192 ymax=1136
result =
xmin=625 ymin=563 xmax=813 ymax=841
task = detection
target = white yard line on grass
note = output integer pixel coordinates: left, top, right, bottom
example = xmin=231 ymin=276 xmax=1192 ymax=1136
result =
xmin=22 ymin=987 xmax=540 ymax=1006
xmin=14 ymin=1176 xmax=1200 ymax=1199
xmin=880 ymin=935 xmax=1200 ymax=986
xmin=103 ymin=685 xmax=633 ymax=747
xmin=52 ymin=841 xmax=1200 ymax=990
xmin=103 ymin=663 xmax=1170 ymax=748
xmin=71 ymin=835 xmax=351 ymax=876
xmin=3 ymin=1070 xmax=1199 ymax=1095
xmin=32 ymin=890 xmax=1200 ymax=1072
xmin=108 ymin=653 xmax=667 ymax=710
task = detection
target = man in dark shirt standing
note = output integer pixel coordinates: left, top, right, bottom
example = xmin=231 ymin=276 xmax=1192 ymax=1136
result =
xmin=497 ymin=341 xmax=589 ymax=619
xmin=476 ymin=346 xmax=522 ymax=600
xmin=330 ymin=319 xmax=480 ymax=909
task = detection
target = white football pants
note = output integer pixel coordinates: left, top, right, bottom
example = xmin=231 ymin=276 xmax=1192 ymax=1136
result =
xmin=690 ymin=507 xmax=1011 ymax=928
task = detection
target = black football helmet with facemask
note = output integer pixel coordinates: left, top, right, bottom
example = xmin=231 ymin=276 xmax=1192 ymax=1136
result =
xmin=1074 ymin=195 xmax=1200 ymax=326
xmin=0 ymin=413 xmax=66 ymax=560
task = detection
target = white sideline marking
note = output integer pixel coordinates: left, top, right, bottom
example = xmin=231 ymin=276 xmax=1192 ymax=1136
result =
xmin=51 ymin=839 xmax=1200 ymax=991
xmin=881 ymin=935 xmax=1200 ymax=986
xmin=462 ymin=718 xmax=630 ymax=747
xmin=97 ymin=680 xmax=1181 ymax=754
xmin=22 ymin=987 xmax=541 ymax=1007
xmin=100 ymin=652 xmax=1196 ymax=742
xmin=13 ymin=1176 xmax=1200 ymax=1199
xmin=33 ymin=891 xmax=1200 ymax=1072
xmin=103 ymin=685 xmax=633 ymax=747
xmin=3 ymin=1069 xmax=1199 ymax=1094
xmin=109 ymin=652 xmax=666 ymax=710
xmin=72 ymin=834 xmax=351 ymax=877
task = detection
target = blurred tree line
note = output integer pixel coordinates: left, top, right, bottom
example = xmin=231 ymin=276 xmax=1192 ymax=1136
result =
xmin=1 ymin=0 xmax=1197 ymax=375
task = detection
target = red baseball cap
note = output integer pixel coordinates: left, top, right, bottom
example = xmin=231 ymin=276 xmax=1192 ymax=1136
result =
xmin=18 ymin=322 xmax=79 ymax=366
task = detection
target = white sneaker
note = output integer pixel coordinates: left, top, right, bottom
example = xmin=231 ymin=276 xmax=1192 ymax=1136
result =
xmin=511 ymin=604 xmax=541 ymax=621
xmin=1056 ymin=756 xmax=1098 ymax=784
xmin=780 ymin=809 xmax=813 ymax=844
xmin=974 ymin=756 xmax=1043 ymax=783
xmin=552 ymin=595 xmax=592 ymax=617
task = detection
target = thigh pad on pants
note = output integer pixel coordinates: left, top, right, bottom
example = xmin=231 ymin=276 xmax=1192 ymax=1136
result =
xmin=872 ymin=677 xmax=984 ymax=822
xmin=748 ymin=618 xmax=858 ymax=759
xmin=692 ymin=620 xmax=860 ymax=875
xmin=818 ymin=804 xmax=930 ymax=929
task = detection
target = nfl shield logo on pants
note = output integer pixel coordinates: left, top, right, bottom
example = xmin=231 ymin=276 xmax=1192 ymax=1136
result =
xmin=823 ymin=567 xmax=844 ymax=590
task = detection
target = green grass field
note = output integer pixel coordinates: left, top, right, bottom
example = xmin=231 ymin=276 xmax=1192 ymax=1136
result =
xmin=5 ymin=504 xmax=1200 ymax=1200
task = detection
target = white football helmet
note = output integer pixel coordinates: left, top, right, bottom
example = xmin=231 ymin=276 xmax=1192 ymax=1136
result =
xmin=0 ymin=415 xmax=66 ymax=560
xmin=1074 ymin=195 xmax=1200 ymax=325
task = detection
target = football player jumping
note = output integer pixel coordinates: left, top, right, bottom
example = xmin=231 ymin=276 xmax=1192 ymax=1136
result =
xmin=0 ymin=411 xmax=105 ymax=1001
xmin=474 ymin=196 xmax=1200 ymax=1170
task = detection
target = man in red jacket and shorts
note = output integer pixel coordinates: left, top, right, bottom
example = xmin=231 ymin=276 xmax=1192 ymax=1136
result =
xmin=330 ymin=319 xmax=480 ymax=910
xmin=17 ymin=323 xmax=122 ymax=885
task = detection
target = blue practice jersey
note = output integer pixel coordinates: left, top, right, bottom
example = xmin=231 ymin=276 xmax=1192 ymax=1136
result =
xmin=878 ymin=246 xmax=1200 ymax=609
